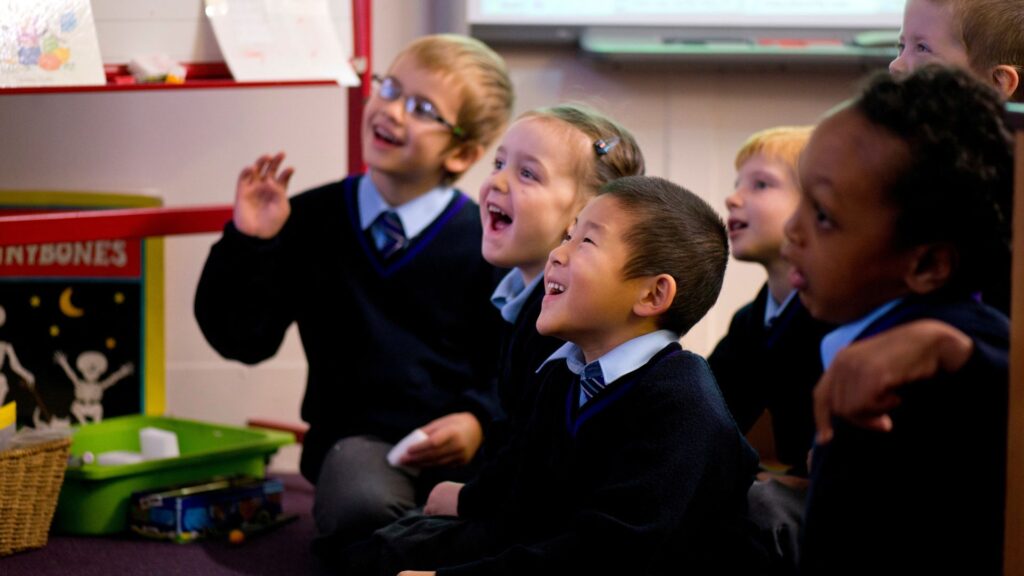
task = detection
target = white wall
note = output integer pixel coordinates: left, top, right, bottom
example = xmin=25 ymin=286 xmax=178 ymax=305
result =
xmin=0 ymin=0 xmax=870 ymax=472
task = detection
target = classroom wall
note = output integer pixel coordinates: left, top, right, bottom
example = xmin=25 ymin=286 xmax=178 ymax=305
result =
xmin=0 ymin=0 xmax=868 ymax=472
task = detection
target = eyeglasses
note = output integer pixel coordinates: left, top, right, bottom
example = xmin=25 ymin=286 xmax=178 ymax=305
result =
xmin=372 ymin=74 xmax=465 ymax=139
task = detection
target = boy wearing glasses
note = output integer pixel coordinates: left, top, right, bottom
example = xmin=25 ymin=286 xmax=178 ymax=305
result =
xmin=194 ymin=34 xmax=514 ymax=547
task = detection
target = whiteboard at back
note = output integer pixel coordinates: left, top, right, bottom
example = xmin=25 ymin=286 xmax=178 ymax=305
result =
xmin=468 ymin=0 xmax=905 ymax=29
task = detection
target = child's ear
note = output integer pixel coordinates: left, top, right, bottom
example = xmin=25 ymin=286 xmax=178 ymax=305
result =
xmin=905 ymin=243 xmax=957 ymax=295
xmin=633 ymin=274 xmax=677 ymax=319
xmin=443 ymin=142 xmax=485 ymax=178
xmin=990 ymin=65 xmax=1020 ymax=101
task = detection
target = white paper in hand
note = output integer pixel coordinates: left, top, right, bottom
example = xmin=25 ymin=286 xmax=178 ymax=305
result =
xmin=386 ymin=428 xmax=429 ymax=470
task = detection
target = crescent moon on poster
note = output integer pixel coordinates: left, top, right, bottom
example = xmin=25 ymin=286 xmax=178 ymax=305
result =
xmin=59 ymin=287 xmax=85 ymax=318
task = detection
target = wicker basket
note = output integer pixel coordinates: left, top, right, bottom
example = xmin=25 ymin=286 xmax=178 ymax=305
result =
xmin=0 ymin=437 xmax=72 ymax=556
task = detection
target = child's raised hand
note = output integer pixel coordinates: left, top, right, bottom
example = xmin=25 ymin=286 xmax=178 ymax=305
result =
xmin=423 ymin=481 xmax=464 ymax=516
xmin=233 ymin=152 xmax=295 ymax=239
xmin=813 ymin=319 xmax=973 ymax=444
xmin=401 ymin=412 xmax=483 ymax=468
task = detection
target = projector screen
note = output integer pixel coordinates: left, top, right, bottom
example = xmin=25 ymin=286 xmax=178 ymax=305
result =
xmin=468 ymin=0 xmax=906 ymax=29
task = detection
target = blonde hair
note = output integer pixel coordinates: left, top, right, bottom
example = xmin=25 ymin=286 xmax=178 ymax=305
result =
xmin=398 ymin=34 xmax=514 ymax=151
xmin=734 ymin=126 xmax=813 ymax=176
xmin=519 ymin=103 xmax=645 ymax=201
xmin=954 ymin=0 xmax=1024 ymax=102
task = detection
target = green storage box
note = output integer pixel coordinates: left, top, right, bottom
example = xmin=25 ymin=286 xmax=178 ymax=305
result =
xmin=54 ymin=415 xmax=294 ymax=535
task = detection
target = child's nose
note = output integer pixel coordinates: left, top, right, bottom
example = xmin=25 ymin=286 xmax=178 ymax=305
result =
xmin=377 ymin=95 xmax=407 ymax=121
xmin=547 ymin=242 xmax=567 ymax=267
xmin=889 ymin=54 xmax=908 ymax=76
xmin=490 ymin=167 xmax=509 ymax=192
xmin=783 ymin=211 xmax=802 ymax=246
xmin=725 ymin=190 xmax=742 ymax=209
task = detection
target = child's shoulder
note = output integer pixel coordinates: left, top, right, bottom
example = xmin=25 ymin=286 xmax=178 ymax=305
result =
xmin=886 ymin=294 xmax=1008 ymax=345
xmin=639 ymin=346 xmax=727 ymax=408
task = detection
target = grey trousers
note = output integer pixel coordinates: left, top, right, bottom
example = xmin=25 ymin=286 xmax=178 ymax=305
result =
xmin=313 ymin=435 xmax=418 ymax=546
xmin=747 ymin=478 xmax=807 ymax=576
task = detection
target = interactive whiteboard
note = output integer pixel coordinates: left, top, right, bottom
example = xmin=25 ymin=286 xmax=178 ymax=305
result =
xmin=468 ymin=0 xmax=905 ymax=29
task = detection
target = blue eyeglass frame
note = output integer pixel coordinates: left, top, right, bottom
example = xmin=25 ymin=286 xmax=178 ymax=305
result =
xmin=372 ymin=74 xmax=466 ymax=139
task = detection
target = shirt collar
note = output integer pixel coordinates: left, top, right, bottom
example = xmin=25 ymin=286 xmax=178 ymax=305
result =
xmin=491 ymin=269 xmax=544 ymax=324
xmin=820 ymin=298 xmax=902 ymax=369
xmin=357 ymin=171 xmax=456 ymax=239
xmin=538 ymin=329 xmax=679 ymax=384
xmin=764 ymin=289 xmax=798 ymax=327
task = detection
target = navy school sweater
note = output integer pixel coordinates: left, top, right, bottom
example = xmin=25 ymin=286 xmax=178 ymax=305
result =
xmin=194 ymin=174 xmax=504 ymax=482
xmin=801 ymin=293 xmax=1009 ymax=576
xmin=708 ymin=283 xmax=833 ymax=475
xmin=440 ymin=342 xmax=760 ymax=576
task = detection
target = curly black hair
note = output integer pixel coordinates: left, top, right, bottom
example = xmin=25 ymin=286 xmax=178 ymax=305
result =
xmin=854 ymin=65 xmax=1014 ymax=309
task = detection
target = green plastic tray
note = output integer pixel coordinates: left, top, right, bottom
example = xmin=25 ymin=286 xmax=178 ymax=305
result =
xmin=54 ymin=415 xmax=294 ymax=535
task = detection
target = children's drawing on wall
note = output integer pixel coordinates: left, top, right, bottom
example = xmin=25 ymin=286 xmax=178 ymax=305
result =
xmin=0 ymin=0 xmax=105 ymax=88
xmin=0 ymin=282 xmax=142 ymax=429
xmin=0 ymin=305 xmax=35 ymax=406
xmin=0 ymin=191 xmax=164 ymax=428
xmin=54 ymin=349 xmax=134 ymax=423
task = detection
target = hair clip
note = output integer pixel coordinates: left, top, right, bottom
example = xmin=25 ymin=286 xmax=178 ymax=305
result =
xmin=593 ymin=136 xmax=620 ymax=157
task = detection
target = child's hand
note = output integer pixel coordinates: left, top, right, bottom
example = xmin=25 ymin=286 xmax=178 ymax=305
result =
xmin=233 ymin=152 xmax=294 ymax=239
xmin=424 ymin=481 xmax=464 ymax=516
xmin=401 ymin=412 xmax=483 ymax=468
xmin=814 ymin=319 xmax=973 ymax=444
xmin=397 ymin=571 xmax=435 ymax=576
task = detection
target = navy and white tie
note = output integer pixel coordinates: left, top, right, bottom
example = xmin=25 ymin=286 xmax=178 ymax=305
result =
xmin=371 ymin=210 xmax=407 ymax=258
xmin=579 ymin=362 xmax=605 ymax=406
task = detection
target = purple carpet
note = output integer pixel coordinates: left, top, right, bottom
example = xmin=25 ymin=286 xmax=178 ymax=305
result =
xmin=2 ymin=474 xmax=330 ymax=575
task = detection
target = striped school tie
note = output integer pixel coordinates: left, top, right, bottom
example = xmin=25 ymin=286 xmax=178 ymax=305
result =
xmin=579 ymin=362 xmax=605 ymax=406
xmin=371 ymin=210 xmax=407 ymax=258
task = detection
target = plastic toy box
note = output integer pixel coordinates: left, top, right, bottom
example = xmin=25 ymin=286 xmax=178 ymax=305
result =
xmin=130 ymin=475 xmax=284 ymax=543
xmin=54 ymin=415 xmax=293 ymax=534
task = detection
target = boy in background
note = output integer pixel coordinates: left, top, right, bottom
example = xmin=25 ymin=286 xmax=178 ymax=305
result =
xmin=891 ymin=0 xmax=1023 ymax=102
xmin=194 ymin=34 xmax=513 ymax=546
xmin=785 ymin=66 xmax=1012 ymax=575
xmin=345 ymin=176 xmax=758 ymax=576
xmin=711 ymin=126 xmax=829 ymax=476
xmin=709 ymin=126 xmax=832 ymax=573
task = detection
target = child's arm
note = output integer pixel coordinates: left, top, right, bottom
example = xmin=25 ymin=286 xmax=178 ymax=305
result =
xmin=813 ymin=319 xmax=973 ymax=443
xmin=193 ymin=156 xmax=303 ymax=364
xmin=233 ymin=153 xmax=294 ymax=239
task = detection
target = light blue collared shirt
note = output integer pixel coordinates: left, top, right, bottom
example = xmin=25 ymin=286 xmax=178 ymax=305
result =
xmin=820 ymin=299 xmax=902 ymax=370
xmin=764 ymin=289 xmax=799 ymax=328
xmin=491 ymin=269 xmax=544 ymax=324
xmin=539 ymin=330 xmax=680 ymax=406
xmin=357 ymin=171 xmax=456 ymax=239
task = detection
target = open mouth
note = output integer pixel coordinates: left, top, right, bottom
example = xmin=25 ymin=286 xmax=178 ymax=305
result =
xmin=373 ymin=125 xmax=402 ymax=146
xmin=546 ymin=281 xmax=566 ymax=296
xmin=727 ymin=218 xmax=748 ymax=233
xmin=488 ymin=204 xmax=512 ymax=231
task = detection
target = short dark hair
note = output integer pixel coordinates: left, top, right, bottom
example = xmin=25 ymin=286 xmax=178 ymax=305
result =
xmin=600 ymin=175 xmax=728 ymax=335
xmin=853 ymin=65 xmax=1013 ymax=304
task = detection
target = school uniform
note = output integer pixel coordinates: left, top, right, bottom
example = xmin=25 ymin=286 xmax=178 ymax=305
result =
xmin=801 ymin=293 xmax=1009 ymax=576
xmin=708 ymin=284 xmax=832 ymax=475
xmin=194 ymin=173 xmax=503 ymax=543
xmin=338 ymin=332 xmax=760 ymax=576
